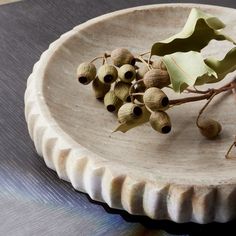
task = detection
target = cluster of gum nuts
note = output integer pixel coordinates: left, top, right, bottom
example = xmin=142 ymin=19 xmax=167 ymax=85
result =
xmin=77 ymin=48 xmax=222 ymax=138
xmin=77 ymin=48 xmax=172 ymax=134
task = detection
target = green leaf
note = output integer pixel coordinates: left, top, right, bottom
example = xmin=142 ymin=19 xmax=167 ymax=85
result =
xmin=151 ymin=8 xmax=235 ymax=56
xmin=205 ymin=47 xmax=236 ymax=83
xmin=162 ymin=51 xmax=217 ymax=93
xmin=113 ymin=107 xmax=150 ymax=133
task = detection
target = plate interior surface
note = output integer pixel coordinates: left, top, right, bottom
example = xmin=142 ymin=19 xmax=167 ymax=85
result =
xmin=41 ymin=5 xmax=236 ymax=186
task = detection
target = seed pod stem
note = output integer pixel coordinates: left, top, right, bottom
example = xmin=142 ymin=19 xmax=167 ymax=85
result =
xmin=139 ymin=51 xmax=151 ymax=57
xmin=90 ymin=53 xmax=111 ymax=63
xmin=137 ymin=56 xmax=151 ymax=70
xmin=196 ymin=92 xmax=217 ymax=128
xmin=89 ymin=56 xmax=104 ymax=63
xmin=129 ymin=79 xmax=144 ymax=103
xmin=131 ymin=92 xmax=144 ymax=96
xmin=225 ymin=138 xmax=236 ymax=159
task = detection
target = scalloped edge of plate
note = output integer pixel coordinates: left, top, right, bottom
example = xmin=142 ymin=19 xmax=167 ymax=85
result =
xmin=24 ymin=3 xmax=236 ymax=223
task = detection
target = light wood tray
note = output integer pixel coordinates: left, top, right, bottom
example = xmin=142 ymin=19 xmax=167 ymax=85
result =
xmin=24 ymin=4 xmax=236 ymax=223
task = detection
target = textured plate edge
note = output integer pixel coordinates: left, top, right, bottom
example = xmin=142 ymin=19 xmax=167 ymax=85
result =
xmin=24 ymin=3 xmax=236 ymax=223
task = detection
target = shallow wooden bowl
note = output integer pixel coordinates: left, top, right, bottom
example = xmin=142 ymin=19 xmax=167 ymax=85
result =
xmin=25 ymin=4 xmax=236 ymax=223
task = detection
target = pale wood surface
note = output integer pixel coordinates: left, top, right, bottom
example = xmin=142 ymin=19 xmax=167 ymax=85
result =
xmin=0 ymin=0 xmax=21 ymax=5
xmin=1 ymin=0 xmax=236 ymax=235
xmin=25 ymin=3 xmax=236 ymax=224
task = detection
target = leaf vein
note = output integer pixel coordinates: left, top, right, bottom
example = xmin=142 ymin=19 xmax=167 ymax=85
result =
xmin=170 ymin=56 xmax=193 ymax=82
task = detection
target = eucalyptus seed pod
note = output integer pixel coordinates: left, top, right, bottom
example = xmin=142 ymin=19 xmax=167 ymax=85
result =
xmin=104 ymin=91 xmax=123 ymax=112
xmin=92 ymin=77 xmax=111 ymax=99
xmin=136 ymin=65 xmax=149 ymax=81
xmin=77 ymin=62 xmax=96 ymax=84
xmin=152 ymin=59 xmax=167 ymax=71
xmin=118 ymin=64 xmax=136 ymax=83
xmin=111 ymin=48 xmax=135 ymax=67
xmin=143 ymin=87 xmax=169 ymax=111
xmin=134 ymin=83 xmax=146 ymax=103
xmin=143 ymin=69 xmax=170 ymax=89
xmin=136 ymin=65 xmax=148 ymax=90
xmin=114 ymin=81 xmax=131 ymax=102
xmin=198 ymin=119 xmax=222 ymax=139
xmin=149 ymin=111 xmax=171 ymax=134
xmin=98 ymin=64 xmax=118 ymax=84
xmin=135 ymin=82 xmax=146 ymax=92
xmin=118 ymin=103 xmax=143 ymax=124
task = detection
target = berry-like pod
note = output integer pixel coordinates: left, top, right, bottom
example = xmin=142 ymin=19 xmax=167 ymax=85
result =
xmin=198 ymin=119 xmax=222 ymax=139
xmin=143 ymin=69 xmax=170 ymax=89
xmin=98 ymin=64 xmax=118 ymax=84
xmin=152 ymin=59 xmax=167 ymax=71
xmin=136 ymin=65 xmax=149 ymax=81
xmin=111 ymin=48 xmax=135 ymax=67
xmin=143 ymin=87 xmax=169 ymax=111
xmin=92 ymin=77 xmax=111 ymax=99
xmin=134 ymin=82 xmax=146 ymax=103
xmin=118 ymin=103 xmax=143 ymax=124
xmin=118 ymin=64 xmax=136 ymax=83
xmin=149 ymin=111 xmax=171 ymax=134
xmin=135 ymin=82 xmax=146 ymax=93
xmin=77 ymin=62 xmax=96 ymax=84
xmin=104 ymin=91 xmax=123 ymax=112
xmin=135 ymin=66 xmax=147 ymax=92
xmin=114 ymin=81 xmax=132 ymax=102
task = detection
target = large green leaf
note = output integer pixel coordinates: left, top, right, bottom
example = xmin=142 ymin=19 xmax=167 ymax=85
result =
xmin=205 ymin=47 xmax=236 ymax=83
xmin=162 ymin=51 xmax=217 ymax=93
xmin=151 ymin=8 xmax=235 ymax=56
xmin=113 ymin=106 xmax=150 ymax=133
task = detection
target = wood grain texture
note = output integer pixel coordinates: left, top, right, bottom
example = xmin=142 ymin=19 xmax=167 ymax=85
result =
xmin=0 ymin=0 xmax=20 ymax=5
xmin=25 ymin=3 xmax=236 ymax=224
xmin=1 ymin=0 xmax=236 ymax=235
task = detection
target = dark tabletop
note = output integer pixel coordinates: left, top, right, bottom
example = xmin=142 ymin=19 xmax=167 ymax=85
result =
xmin=0 ymin=0 xmax=236 ymax=235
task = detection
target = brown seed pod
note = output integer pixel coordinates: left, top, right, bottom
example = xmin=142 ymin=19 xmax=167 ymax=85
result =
xmin=143 ymin=69 xmax=170 ymax=89
xmin=97 ymin=64 xmax=118 ymax=84
xmin=77 ymin=62 xmax=96 ymax=85
xmin=114 ymin=81 xmax=132 ymax=102
xmin=136 ymin=65 xmax=149 ymax=81
xmin=92 ymin=77 xmax=111 ymax=99
xmin=133 ymin=83 xmax=146 ymax=103
xmin=104 ymin=91 xmax=123 ymax=112
xmin=135 ymin=82 xmax=146 ymax=93
xmin=143 ymin=87 xmax=169 ymax=111
xmin=118 ymin=103 xmax=143 ymax=124
xmin=149 ymin=111 xmax=171 ymax=134
xmin=111 ymin=48 xmax=135 ymax=67
xmin=152 ymin=59 xmax=167 ymax=71
xmin=118 ymin=64 xmax=136 ymax=83
xmin=198 ymin=119 xmax=222 ymax=139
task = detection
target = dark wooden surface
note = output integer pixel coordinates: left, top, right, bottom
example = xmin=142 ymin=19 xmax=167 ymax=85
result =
xmin=0 ymin=0 xmax=236 ymax=235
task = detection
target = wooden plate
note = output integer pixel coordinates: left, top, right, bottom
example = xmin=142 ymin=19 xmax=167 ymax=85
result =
xmin=24 ymin=3 xmax=236 ymax=223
